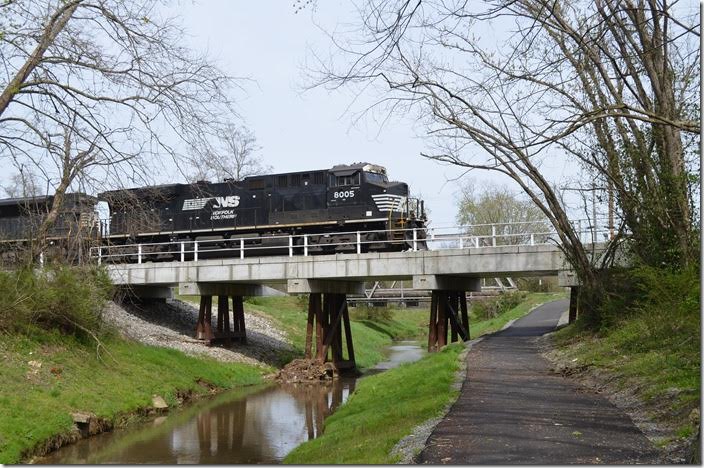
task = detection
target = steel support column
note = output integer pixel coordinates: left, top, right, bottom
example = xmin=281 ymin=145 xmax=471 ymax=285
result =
xmin=568 ymin=286 xmax=579 ymax=323
xmin=428 ymin=290 xmax=470 ymax=352
xmin=304 ymin=292 xmax=356 ymax=371
xmin=195 ymin=295 xmax=246 ymax=345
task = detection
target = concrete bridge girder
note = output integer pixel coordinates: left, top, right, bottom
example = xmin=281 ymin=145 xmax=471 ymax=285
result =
xmin=178 ymin=282 xmax=286 ymax=297
xmin=287 ymin=279 xmax=365 ymax=295
xmin=107 ymin=245 xmax=577 ymax=288
xmin=412 ymin=275 xmax=481 ymax=292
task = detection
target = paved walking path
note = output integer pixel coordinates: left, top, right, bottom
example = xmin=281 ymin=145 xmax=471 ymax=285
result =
xmin=419 ymin=300 xmax=659 ymax=464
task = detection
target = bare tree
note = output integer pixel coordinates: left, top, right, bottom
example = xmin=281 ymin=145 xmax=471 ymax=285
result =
xmin=3 ymin=167 xmax=40 ymax=198
xmin=308 ymin=0 xmax=699 ymax=320
xmin=185 ymin=124 xmax=271 ymax=182
xmin=0 ymin=0 xmax=241 ymax=251
xmin=456 ymin=182 xmax=549 ymax=245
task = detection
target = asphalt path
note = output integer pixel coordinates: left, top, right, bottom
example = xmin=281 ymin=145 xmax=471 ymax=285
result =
xmin=419 ymin=300 xmax=658 ymax=464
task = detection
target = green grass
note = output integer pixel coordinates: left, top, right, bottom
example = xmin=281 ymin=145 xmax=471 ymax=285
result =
xmin=470 ymin=292 xmax=567 ymax=338
xmin=0 ymin=327 xmax=265 ymax=464
xmin=284 ymin=343 xmax=465 ymax=464
xmin=282 ymin=292 xmax=566 ymax=464
xmin=552 ymin=266 xmax=700 ymax=439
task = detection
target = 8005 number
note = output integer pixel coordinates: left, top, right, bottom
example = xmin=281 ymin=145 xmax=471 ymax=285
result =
xmin=333 ymin=190 xmax=355 ymax=199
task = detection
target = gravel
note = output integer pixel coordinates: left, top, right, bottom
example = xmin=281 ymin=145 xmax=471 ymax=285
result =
xmin=102 ymin=299 xmax=294 ymax=368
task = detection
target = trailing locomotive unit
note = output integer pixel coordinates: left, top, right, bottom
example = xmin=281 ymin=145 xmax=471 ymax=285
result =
xmin=100 ymin=162 xmax=426 ymax=260
xmin=0 ymin=193 xmax=100 ymax=263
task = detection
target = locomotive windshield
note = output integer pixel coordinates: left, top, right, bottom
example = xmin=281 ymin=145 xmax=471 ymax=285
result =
xmin=364 ymin=171 xmax=388 ymax=184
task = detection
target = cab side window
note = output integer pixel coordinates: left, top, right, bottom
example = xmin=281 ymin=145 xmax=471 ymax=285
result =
xmin=329 ymin=172 xmax=360 ymax=187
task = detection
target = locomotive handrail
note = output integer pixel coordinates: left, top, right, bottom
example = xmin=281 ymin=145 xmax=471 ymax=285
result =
xmin=90 ymin=218 xmax=612 ymax=264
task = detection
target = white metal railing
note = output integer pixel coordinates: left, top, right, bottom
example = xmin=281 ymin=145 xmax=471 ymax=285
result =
xmin=89 ymin=218 xmax=613 ymax=265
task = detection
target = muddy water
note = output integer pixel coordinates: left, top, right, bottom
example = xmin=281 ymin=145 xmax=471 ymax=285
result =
xmin=37 ymin=342 xmax=424 ymax=464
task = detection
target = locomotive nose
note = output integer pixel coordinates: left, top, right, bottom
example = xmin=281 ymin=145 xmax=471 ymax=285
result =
xmin=386 ymin=182 xmax=409 ymax=195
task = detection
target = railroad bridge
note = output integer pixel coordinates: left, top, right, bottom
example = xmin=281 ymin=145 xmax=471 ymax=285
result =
xmin=98 ymin=222 xmax=606 ymax=371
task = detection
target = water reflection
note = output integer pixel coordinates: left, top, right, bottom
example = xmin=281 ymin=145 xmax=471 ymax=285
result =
xmin=37 ymin=380 xmax=355 ymax=464
xmin=37 ymin=341 xmax=423 ymax=464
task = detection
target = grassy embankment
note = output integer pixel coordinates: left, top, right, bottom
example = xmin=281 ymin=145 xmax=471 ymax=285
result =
xmin=551 ymin=266 xmax=700 ymax=445
xmin=0 ymin=266 xmax=265 ymax=464
xmin=283 ymin=291 xmax=565 ymax=464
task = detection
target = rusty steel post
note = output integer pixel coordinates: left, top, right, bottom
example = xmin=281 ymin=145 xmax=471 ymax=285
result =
xmin=342 ymin=299 xmax=355 ymax=365
xmin=305 ymin=294 xmax=315 ymax=359
xmin=460 ymin=293 xmax=470 ymax=340
xmin=196 ymin=295 xmax=206 ymax=339
xmin=437 ymin=291 xmax=447 ymax=348
xmin=232 ymin=295 xmax=247 ymax=343
xmin=568 ymin=287 xmax=579 ymax=323
xmin=217 ymin=295 xmax=226 ymax=333
xmin=203 ymin=295 xmax=214 ymax=344
xmin=314 ymin=293 xmax=325 ymax=361
xmin=428 ymin=291 xmax=438 ymax=352
xmin=450 ymin=292 xmax=459 ymax=343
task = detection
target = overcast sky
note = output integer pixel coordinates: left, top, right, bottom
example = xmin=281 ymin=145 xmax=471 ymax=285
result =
xmin=168 ymin=1 xmax=509 ymax=226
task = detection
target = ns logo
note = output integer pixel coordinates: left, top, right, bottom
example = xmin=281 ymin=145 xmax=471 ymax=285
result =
xmin=213 ymin=195 xmax=240 ymax=208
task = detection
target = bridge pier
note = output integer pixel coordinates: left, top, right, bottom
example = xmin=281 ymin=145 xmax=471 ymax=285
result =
xmin=195 ymin=295 xmax=247 ymax=345
xmin=305 ymin=293 xmax=355 ymax=370
xmin=414 ymin=275 xmax=479 ymax=352
xmin=181 ymin=282 xmax=284 ymax=346
xmin=289 ymin=279 xmax=362 ymax=371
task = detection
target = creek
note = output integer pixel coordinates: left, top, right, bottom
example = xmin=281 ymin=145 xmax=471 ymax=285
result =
xmin=36 ymin=341 xmax=424 ymax=464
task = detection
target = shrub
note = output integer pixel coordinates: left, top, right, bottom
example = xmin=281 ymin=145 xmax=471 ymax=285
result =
xmin=471 ymin=290 xmax=527 ymax=320
xmin=516 ymin=276 xmax=562 ymax=292
xmin=0 ymin=265 xmax=113 ymax=339
xmin=349 ymin=305 xmax=394 ymax=321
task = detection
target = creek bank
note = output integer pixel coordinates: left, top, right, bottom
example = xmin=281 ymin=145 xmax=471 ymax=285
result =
xmin=26 ymin=379 xmax=238 ymax=463
xmin=36 ymin=342 xmax=425 ymax=464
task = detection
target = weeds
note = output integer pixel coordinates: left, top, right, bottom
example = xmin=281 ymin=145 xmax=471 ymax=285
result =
xmin=0 ymin=265 xmax=113 ymax=342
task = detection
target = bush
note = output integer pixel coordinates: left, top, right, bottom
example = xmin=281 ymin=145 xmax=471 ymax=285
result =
xmin=471 ymin=291 xmax=528 ymax=320
xmin=516 ymin=276 xmax=562 ymax=292
xmin=349 ymin=305 xmax=394 ymax=321
xmin=0 ymin=265 xmax=113 ymax=339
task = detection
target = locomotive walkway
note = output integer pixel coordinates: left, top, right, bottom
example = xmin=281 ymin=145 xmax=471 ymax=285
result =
xmin=419 ymin=300 xmax=658 ymax=464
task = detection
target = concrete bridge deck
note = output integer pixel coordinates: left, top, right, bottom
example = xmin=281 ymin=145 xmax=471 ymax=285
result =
xmin=106 ymin=243 xmax=587 ymax=296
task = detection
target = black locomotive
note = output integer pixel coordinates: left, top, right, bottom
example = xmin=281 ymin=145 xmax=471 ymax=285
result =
xmin=0 ymin=163 xmax=427 ymax=263
xmin=0 ymin=193 xmax=100 ymax=263
xmin=100 ymin=162 xmax=427 ymax=259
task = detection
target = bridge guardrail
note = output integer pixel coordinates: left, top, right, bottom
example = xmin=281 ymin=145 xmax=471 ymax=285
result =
xmin=90 ymin=218 xmax=613 ymax=265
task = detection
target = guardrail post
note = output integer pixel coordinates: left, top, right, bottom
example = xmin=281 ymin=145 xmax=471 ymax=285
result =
xmin=180 ymin=242 xmax=185 ymax=262
xmin=194 ymin=241 xmax=198 ymax=262
xmin=459 ymin=236 xmax=463 ymax=249
xmin=491 ymin=225 xmax=496 ymax=247
xmin=474 ymin=236 xmax=479 ymax=248
xmin=412 ymin=228 xmax=418 ymax=251
xmin=137 ymin=244 xmax=142 ymax=264
xmin=530 ymin=233 xmax=535 ymax=246
xmin=240 ymin=238 xmax=244 ymax=259
xmin=97 ymin=247 xmax=102 ymax=265
xmin=356 ymin=231 xmax=361 ymax=254
xmin=39 ymin=251 xmax=44 ymax=267
xmin=304 ymin=235 xmax=308 ymax=256
xmin=289 ymin=236 xmax=293 ymax=257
